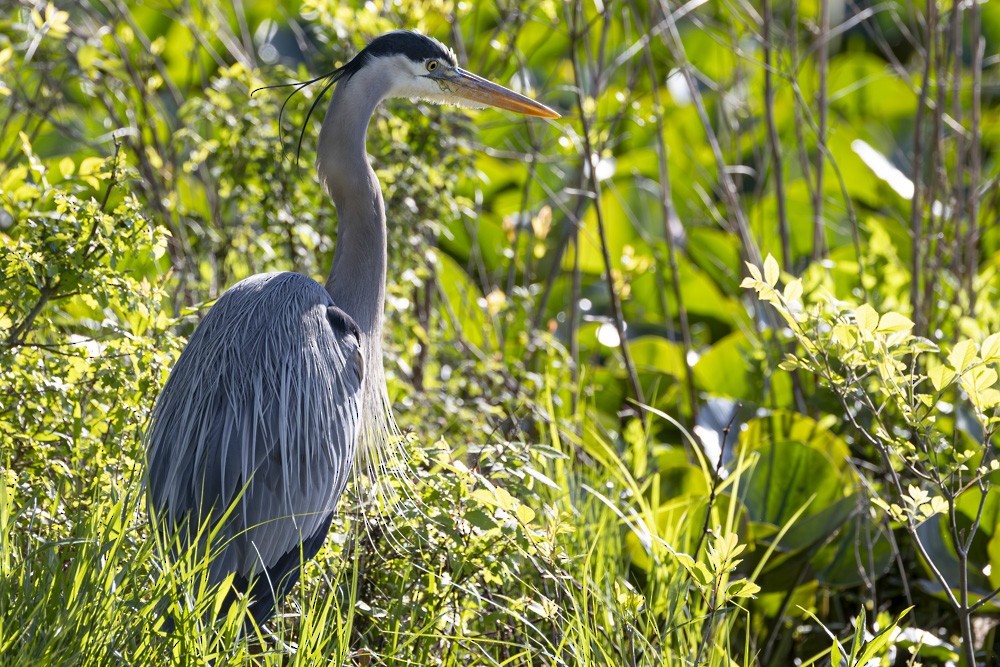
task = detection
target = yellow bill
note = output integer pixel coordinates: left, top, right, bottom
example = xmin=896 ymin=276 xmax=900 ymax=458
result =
xmin=429 ymin=66 xmax=560 ymax=119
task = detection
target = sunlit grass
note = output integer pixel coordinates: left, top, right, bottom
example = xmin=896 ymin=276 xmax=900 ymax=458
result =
xmin=0 ymin=405 xmax=765 ymax=666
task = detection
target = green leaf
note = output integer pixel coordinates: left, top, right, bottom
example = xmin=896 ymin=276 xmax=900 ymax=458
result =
xmin=783 ymin=278 xmax=803 ymax=303
xmin=690 ymin=561 xmax=713 ymax=587
xmin=855 ymin=304 xmax=879 ymax=333
xmin=948 ymin=339 xmax=977 ymax=371
xmin=515 ymin=504 xmax=536 ymax=524
xmin=849 ymin=607 xmax=866 ymax=663
xmin=875 ymin=311 xmax=914 ymax=334
xmin=812 ymin=507 xmax=893 ymax=586
xmin=830 ymin=639 xmax=842 ymax=667
xmin=763 ymin=254 xmax=780 ymax=287
xmin=465 ymin=508 xmax=499 ymax=531
xmin=740 ymin=439 xmax=850 ymax=551
xmin=521 ymin=465 xmax=562 ymax=491
xmin=630 ymin=336 xmax=688 ymax=379
xmin=982 ymin=333 xmax=1000 ymax=363
xmin=693 ymin=331 xmax=754 ymax=399
xmin=856 ymin=608 xmax=912 ymax=665
xmin=726 ymin=579 xmax=760 ymax=598
xmin=672 ymin=551 xmax=713 ymax=587
xmin=929 ymin=365 xmax=955 ymax=391
xmin=962 ymin=366 xmax=1000 ymax=411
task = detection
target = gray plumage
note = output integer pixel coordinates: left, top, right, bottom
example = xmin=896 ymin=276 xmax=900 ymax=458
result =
xmin=146 ymin=274 xmax=361 ymax=585
xmin=144 ymin=29 xmax=558 ymax=628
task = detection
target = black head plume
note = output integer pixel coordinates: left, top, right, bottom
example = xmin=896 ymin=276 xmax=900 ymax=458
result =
xmin=251 ymin=30 xmax=457 ymax=167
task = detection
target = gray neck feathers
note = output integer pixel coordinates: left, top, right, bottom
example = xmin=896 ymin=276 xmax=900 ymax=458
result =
xmin=316 ymin=64 xmax=394 ymax=439
xmin=318 ymin=65 xmax=392 ymax=340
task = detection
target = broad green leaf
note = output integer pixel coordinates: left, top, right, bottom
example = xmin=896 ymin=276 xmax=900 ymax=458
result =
xmin=739 ymin=439 xmax=850 ymax=552
xmin=812 ymin=508 xmax=893 ymax=586
xmin=465 ymin=508 xmax=498 ymax=531
xmin=693 ymin=332 xmax=752 ymax=398
xmin=630 ymin=336 xmax=687 ymax=379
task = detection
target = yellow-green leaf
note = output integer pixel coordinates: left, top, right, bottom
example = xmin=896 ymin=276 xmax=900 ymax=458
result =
xmin=961 ymin=367 xmax=999 ymax=412
xmin=726 ymin=579 xmax=760 ymax=598
xmin=876 ymin=311 xmax=914 ymax=334
xmin=948 ymin=340 xmax=977 ymax=371
xmin=58 ymin=157 xmax=74 ymax=179
xmin=982 ymin=333 xmax=1000 ymax=363
xmin=971 ymin=366 xmax=998 ymax=392
xmin=763 ymin=254 xmax=780 ymax=287
xmin=980 ymin=388 xmax=1000 ymax=411
xmin=928 ymin=365 xmax=955 ymax=391
xmin=515 ymin=504 xmax=536 ymax=524
xmin=855 ymin=304 xmax=879 ymax=333
xmin=79 ymin=156 xmax=105 ymax=177
xmin=783 ymin=279 xmax=803 ymax=303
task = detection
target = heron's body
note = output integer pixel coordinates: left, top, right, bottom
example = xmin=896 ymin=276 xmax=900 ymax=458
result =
xmin=146 ymin=273 xmax=362 ymax=620
xmin=145 ymin=30 xmax=557 ymax=627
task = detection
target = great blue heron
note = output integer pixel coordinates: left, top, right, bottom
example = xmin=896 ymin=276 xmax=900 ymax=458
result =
xmin=145 ymin=30 xmax=558 ymax=627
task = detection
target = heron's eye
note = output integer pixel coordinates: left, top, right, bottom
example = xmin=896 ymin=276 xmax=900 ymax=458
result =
xmin=426 ymin=60 xmax=438 ymax=72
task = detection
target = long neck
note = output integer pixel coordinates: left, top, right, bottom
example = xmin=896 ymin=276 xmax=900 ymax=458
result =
xmin=316 ymin=66 xmax=402 ymax=474
xmin=317 ymin=67 xmax=392 ymax=345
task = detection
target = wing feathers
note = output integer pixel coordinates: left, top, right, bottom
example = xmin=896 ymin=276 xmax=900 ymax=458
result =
xmin=145 ymin=272 xmax=363 ymax=586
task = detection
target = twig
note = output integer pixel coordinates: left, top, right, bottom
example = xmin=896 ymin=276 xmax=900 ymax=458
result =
xmin=627 ymin=0 xmax=698 ymax=423
xmin=812 ymin=0 xmax=829 ymax=261
xmin=654 ymin=0 xmax=761 ymax=270
xmin=909 ymin=0 xmax=936 ymax=339
xmin=763 ymin=0 xmax=790 ymax=273
xmin=566 ymin=0 xmax=644 ymax=409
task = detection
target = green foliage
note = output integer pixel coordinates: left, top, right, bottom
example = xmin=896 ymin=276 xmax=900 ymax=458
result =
xmin=2 ymin=0 xmax=999 ymax=665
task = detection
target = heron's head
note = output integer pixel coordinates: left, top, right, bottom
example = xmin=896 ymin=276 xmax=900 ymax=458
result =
xmin=338 ymin=30 xmax=560 ymax=119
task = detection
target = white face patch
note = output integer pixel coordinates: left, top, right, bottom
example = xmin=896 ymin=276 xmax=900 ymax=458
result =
xmin=379 ymin=54 xmax=487 ymax=109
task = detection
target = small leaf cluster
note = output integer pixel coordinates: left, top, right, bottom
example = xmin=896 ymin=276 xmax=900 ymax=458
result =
xmin=1 ymin=134 xmax=180 ymax=532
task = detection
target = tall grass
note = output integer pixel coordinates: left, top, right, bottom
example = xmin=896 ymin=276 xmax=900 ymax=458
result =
xmin=0 ymin=403 xmax=769 ymax=666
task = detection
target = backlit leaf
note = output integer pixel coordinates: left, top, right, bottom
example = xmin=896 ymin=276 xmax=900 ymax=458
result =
xmin=876 ymin=311 xmax=914 ymax=334
xmin=929 ymin=365 xmax=955 ymax=392
xmin=948 ymin=340 xmax=977 ymax=371
xmin=855 ymin=304 xmax=878 ymax=333
xmin=982 ymin=333 xmax=1000 ymax=363
xmin=763 ymin=254 xmax=779 ymax=287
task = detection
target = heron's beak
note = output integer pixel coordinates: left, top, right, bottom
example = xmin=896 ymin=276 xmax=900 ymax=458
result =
xmin=430 ymin=67 xmax=560 ymax=119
